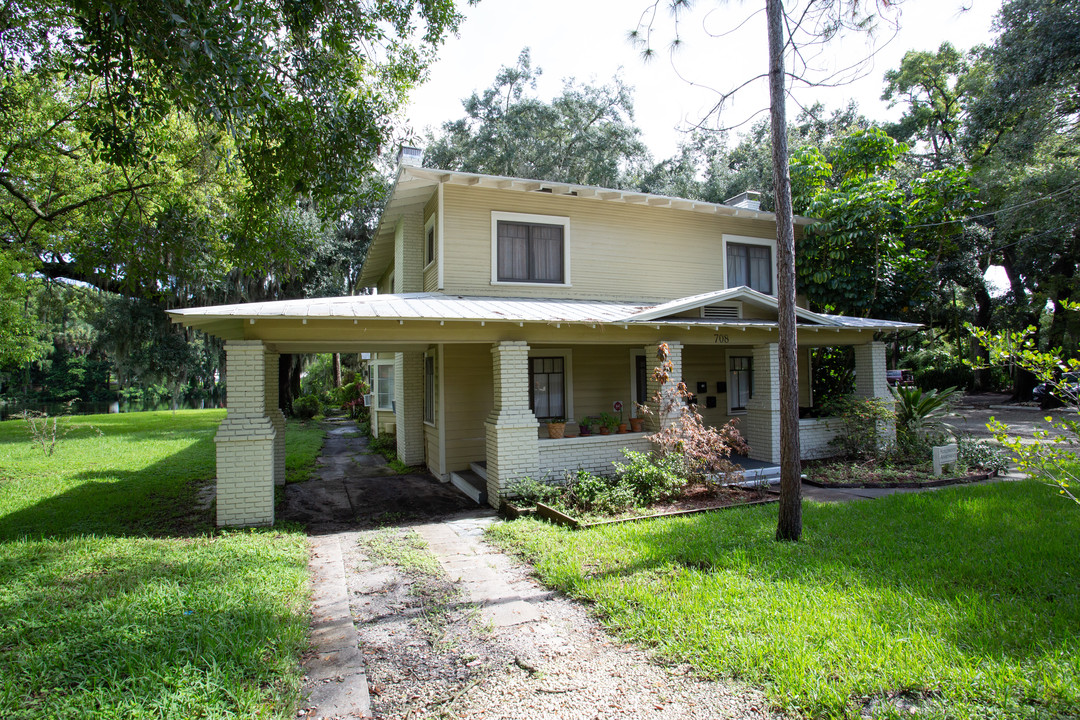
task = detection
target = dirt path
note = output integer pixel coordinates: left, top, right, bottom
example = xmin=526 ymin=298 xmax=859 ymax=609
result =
xmin=289 ymin=419 xmax=778 ymax=720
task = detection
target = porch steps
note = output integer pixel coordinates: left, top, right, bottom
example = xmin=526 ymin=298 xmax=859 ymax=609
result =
xmin=470 ymin=461 xmax=487 ymax=480
xmin=450 ymin=469 xmax=488 ymax=505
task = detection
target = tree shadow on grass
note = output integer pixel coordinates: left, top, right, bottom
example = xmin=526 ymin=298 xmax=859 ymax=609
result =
xmin=0 ymin=534 xmax=307 ymax=719
xmin=566 ymin=481 xmax=1080 ymax=669
xmin=0 ymin=437 xmax=217 ymax=541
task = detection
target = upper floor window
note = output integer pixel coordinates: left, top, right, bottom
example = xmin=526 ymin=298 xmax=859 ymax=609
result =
xmin=491 ymin=212 xmax=571 ymax=286
xmin=425 ymin=217 xmax=436 ymax=267
xmin=727 ymin=242 xmax=773 ymax=294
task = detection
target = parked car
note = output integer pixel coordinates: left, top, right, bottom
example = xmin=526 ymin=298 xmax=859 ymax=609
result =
xmin=1032 ymin=371 xmax=1080 ymax=406
xmin=886 ymin=369 xmax=915 ymax=387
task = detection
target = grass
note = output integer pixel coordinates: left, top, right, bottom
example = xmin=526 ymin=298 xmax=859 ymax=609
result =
xmin=489 ymin=480 xmax=1080 ymax=719
xmin=0 ymin=409 xmax=326 ymax=719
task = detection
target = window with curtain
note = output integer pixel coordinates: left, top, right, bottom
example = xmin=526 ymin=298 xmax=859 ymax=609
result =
xmin=497 ymin=221 xmax=564 ymax=283
xmin=726 ymin=242 xmax=773 ymax=294
xmin=729 ymin=356 xmax=753 ymax=412
xmin=529 ymin=356 xmax=565 ymax=419
xmin=376 ymin=363 xmax=394 ymax=411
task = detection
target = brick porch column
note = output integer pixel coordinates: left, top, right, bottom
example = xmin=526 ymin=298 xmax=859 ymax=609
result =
xmin=395 ymin=351 xmax=425 ymax=465
xmin=263 ymin=350 xmax=286 ymax=487
xmin=854 ymin=341 xmax=896 ymax=445
xmin=643 ymin=341 xmax=683 ymax=432
xmin=215 ymin=340 xmax=277 ymax=526
xmin=484 ymin=341 xmax=539 ymax=508
xmin=745 ymin=343 xmax=781 ymax=463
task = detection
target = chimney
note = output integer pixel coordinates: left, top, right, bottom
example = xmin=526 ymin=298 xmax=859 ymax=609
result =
xmin=396 ymin=145 xmax=424 ymax=167
xmin=724 ymin=190 xmax=762 ymax=211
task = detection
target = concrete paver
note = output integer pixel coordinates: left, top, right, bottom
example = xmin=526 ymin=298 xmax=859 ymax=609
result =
xmin=415 ymin=514 xmax=545 ymax=629
xmin=304 ymin=535 xmax=372 ymax=719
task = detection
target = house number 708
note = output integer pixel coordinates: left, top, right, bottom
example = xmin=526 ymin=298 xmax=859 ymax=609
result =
xmin=713 ymin=334 xmax=730 ymax=344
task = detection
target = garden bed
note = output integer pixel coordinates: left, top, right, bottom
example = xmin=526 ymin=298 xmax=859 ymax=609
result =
xmin=510 ymin=483 xmax=778 ymax=529
xmin=802 ymin=458 xmax=994 ymax=489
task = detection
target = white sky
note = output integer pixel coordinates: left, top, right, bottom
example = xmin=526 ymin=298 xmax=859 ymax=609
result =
xmin=406 ymin=0 xmax=1003 ymax=159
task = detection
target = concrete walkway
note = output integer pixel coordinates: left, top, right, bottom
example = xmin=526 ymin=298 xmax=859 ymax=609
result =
xmin=415 ymin=513 xmax=543 ymax=629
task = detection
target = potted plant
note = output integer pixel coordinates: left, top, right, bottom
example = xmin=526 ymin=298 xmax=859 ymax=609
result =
xmin=598 ymin=412 xmax=618 ymax=435
xmin=546 ymin=417 xmax=566 ymax=439
xmin=578 ymin=415 xmax=592 ymax=436
xmin=613 ymin=401 xmax=628 ymax=433
xmin=630 ymin=403 xmax=646 ymax=432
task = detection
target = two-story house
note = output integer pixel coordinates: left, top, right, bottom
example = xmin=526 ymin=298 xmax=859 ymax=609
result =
xmin=172 ymin=150 xmax=914 ymax=527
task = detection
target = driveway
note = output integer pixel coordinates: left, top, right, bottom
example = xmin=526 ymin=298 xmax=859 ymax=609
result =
xmin=951 ymin=397 xmax=1078 ymax=448
xmin=287 ymin=419 xmax=777 ymax=720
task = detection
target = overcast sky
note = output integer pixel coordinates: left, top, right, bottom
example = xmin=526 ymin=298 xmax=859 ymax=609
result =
xmin=406 ymin=0 xmax=1003 ymax=159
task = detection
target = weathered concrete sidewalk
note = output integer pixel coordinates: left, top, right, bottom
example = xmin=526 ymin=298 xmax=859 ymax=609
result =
xmin=415 ymin=513 xmax=543 ymax=629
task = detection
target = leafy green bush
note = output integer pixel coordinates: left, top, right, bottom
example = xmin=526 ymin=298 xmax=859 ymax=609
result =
xmin=613 ymin=450 xmax=686 ymax=504
xmin=565 ymin=469 xmax=636 ymax=515
xmin=507 ymin=476 xmax=562 ymax=506
xmin=823 ymin=395 xmax=896 ymax=460
xmin=957 ymin=436 xmax=1010 ymax=474
xmin=292 ymin=394 xmax=322 ymax=420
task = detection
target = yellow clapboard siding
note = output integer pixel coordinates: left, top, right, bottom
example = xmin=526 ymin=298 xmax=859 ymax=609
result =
xmin=441 ymin=184 xmax=781 ymax=301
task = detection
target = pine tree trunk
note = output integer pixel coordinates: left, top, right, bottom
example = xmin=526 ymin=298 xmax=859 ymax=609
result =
xmin=767 ymin=0 xmax=803 ymax=542
xmin=332 ymin=353 xmax=342 ymax=388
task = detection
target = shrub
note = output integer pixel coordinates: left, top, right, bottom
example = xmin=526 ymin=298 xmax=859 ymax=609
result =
xmin=957 ymin=436 xmax=1010 ymax=474
xmin=507 ymin=477 xmax=562 ymax=506
xmin=565 ymin=469 xmax=636 ymax=515
xmin=646 ymin=342 xmax=748 ymax=480
xmin=823 ymin=395 xmax=896 ymax=460
xmin=613 ymin=451 xmax=686 ymax=504
xmin=892 ymin=385 xmax=960 ymax=443
xmin=292 ymin=394 xmax=322 ymax=420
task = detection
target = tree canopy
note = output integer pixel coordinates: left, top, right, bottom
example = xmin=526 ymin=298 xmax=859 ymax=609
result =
xmin=423 ymin=49 xmax=651 ymax=188
xmin=1 ymin=0 xmax=466 ymax=301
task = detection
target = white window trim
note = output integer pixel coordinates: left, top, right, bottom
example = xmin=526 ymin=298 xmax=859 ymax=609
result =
xmin=373 ymin=359 xmax=395 ymax=412
xmin=423 ymin=350 xmax=436 ymax=427
xmin=423 ymin=214 xmax=437 ymax=271
xmin=490 ymin=211 xmax=572 ymax=287
xmin=721 ymin=234 xmax=778 ymax=296
xmin=528 ymin=347 xmax=574 ymax=423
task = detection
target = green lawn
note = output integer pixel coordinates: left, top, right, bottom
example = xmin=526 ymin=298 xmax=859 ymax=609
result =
xmin=489 ymin=481 xmax=1080 ymax=719
xmin=0 ymin=410 xmax=325 ymax=719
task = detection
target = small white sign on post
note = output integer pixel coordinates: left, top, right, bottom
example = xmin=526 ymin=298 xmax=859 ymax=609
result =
xmin=932 ymin=443 xmax=959 ymax=477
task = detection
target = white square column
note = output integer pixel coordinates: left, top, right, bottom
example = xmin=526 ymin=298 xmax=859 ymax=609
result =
xmin=484 ymin=341 xmax=539 ymax=508
xmin=215 ymin=340 xmax=277 ymax=527
xmin=745 ymin=343 xmax=781 ymax=463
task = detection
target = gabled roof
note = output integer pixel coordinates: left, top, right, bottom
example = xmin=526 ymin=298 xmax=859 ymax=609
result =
xmin=619 ymin=286 xmax=839 ymax=325
xmin=358 ymin=165 xmax=818 ymax=287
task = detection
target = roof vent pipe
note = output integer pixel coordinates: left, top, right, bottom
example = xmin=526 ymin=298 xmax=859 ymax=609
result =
xmin=724 ymin=190 xmax=762 ymax=211
xmin=396 ymin=145 xmax=424 ymax=167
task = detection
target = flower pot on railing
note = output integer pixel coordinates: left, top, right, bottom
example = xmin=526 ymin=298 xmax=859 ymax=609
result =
xmin=547 ymin=420 xmax=566 ymax=439
xmin=617 ymin=423 xmax=628 ymax=434
xmin=629 ymin=417 xmax=644 ymax=432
